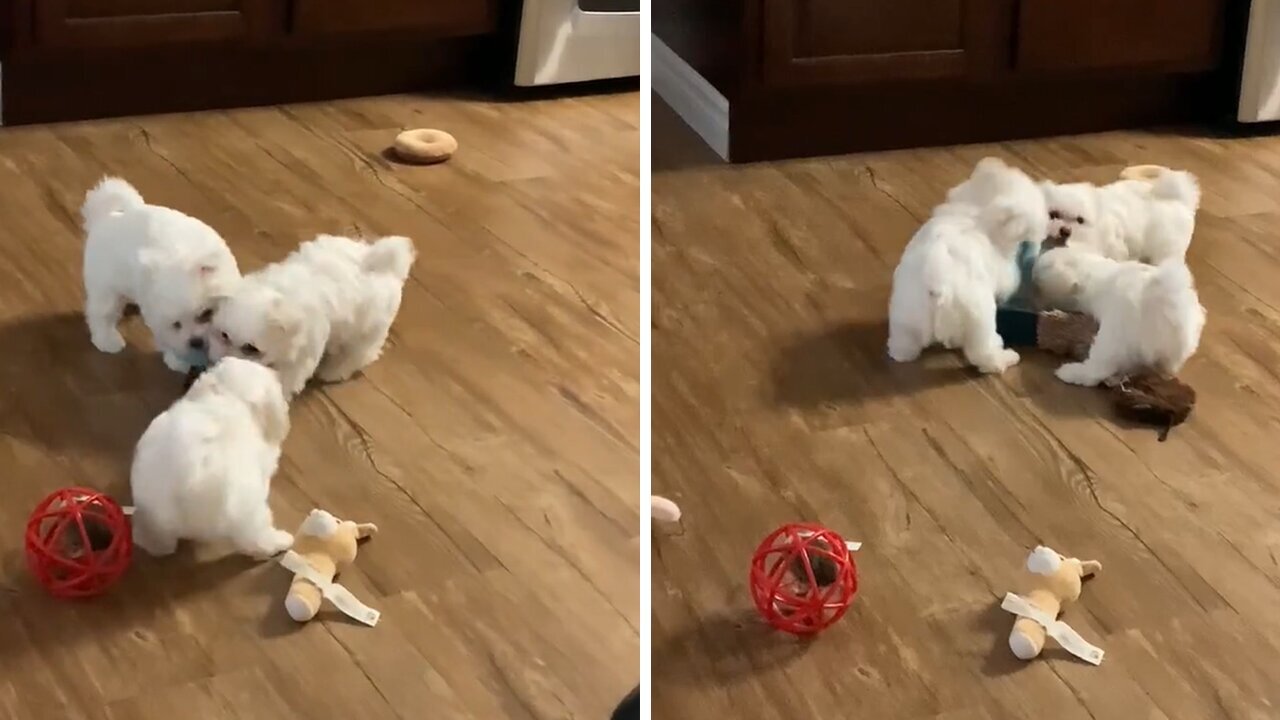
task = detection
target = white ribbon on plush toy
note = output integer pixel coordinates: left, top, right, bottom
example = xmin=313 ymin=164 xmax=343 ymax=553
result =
xmin=1001 ymin=592 xmax=1104 ymax=665
xmin=279 ymin=550 xmax=381 ymax=627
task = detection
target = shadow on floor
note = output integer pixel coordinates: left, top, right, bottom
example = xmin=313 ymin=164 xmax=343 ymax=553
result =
xmin=770 ymin=318 xmax=974 ymax=410
xmin=0 ymin=545 xmax=266 ymax=664
xmin=653 ymin=607 xmax=813 ymax=686
xmin=0 ymin=310 xmax=184 ymax=475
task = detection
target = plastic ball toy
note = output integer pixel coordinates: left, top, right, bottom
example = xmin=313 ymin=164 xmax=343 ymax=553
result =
xmin=25 ymin=487 xmax=132 ymax=599
xmin=749 ymin=522 xmax=858 ymax=634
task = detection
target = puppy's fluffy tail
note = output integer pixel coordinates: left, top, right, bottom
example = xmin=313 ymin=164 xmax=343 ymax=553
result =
xmin=362 ymin=236 xmax=416 ymax=281
xmin=81 ymin=177 xmax=145 ymax=234
xmin=1122 ymin=165 xmax=1200 ymax=210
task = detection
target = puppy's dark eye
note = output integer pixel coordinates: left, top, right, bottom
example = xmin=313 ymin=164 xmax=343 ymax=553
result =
xmin=1076 ymin=216 xmax=1086 ymax=225
xmin=196 ymin=308 xmax=214 ymax=323
xmin=240 ymin=343 xmax=260 ymax=357
xmin=220 ymin=331 xmax=230 ymax=342
xmin=172 ymin=321 xmax=182 ymax=330
xmin=1049 ymin=210 xmax=1061 ymax=220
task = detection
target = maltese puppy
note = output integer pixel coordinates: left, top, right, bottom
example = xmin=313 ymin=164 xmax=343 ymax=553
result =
xmin=208 ymin=234 xmax=416 ymax=397
xmin=130 ymin=357 xmax=294 ymax=558
xmin=1039 ymin=166 xmax=1199 ymax=264
xmin=1033 ymin=246 xmax=1205 ymax=386
xmin=887 ymin=157 xmax=1050 ymax=373
xmin=82 ymin=177 xmax=241 ymax=372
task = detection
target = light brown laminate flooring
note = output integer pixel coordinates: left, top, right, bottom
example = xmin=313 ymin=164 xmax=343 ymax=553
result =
xmin=652 ymin=97 xmax=1280 ymax=720
xmin=0 ymin=92 xmax=639 ymax=719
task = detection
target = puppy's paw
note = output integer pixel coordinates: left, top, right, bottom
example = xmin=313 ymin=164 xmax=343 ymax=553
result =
xmin=887 ymin=338 xmax=923 ymax=363
xmin=1056 ymin=363 xmax=1099 ymax=386
xmin=134 ymin=531 xmax=178 ymax=557
xmin=91 ymin=330 xmax=126 ymax=354
xmin=251 ymin=530 xmax=294 ymax=559
xmin=975 ymin=349 xmax=1020 ymax=374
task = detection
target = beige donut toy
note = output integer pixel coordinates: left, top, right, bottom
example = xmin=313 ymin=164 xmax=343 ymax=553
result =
xmin=393 ymin=128 xmax=458 ymax=164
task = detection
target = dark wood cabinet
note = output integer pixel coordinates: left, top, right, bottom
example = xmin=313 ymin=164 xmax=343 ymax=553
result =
xmin=761 ymin=0 xmax=1003 ymax=85
xmin=1015 ymin=0 xmax=1224 ymax=73
xmin=291 ymin=0 xmax=497 ymax=36
xmin=0 ymin=0 xmax=505 ymax=124
xmin=655 ymin=0 xmax=1240 ymax=160
xmin=32 ymin=0 xmax=282 ymax=48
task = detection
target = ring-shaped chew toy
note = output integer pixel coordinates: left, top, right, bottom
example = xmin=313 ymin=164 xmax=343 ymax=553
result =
xmin=393 ymin=129 xmax=458 ymax=164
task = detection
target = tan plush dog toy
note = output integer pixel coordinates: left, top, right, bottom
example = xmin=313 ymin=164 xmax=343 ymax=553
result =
xmin=280 ymin=509 xmax=379 ymax=626
xmin=1003 ymin=546 xmax=1104 ymax=665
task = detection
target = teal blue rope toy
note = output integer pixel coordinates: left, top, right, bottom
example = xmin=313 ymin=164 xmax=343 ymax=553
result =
xmin=993 ymin=241 xmax=1097 ymax=352
xmin=180 ymin=347 xmax=211 ymax=391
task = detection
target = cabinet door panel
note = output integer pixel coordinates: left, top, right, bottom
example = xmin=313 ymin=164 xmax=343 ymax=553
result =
xmin=291 ymin=0 xmax=498 ymax=36
xmin=1016 ymin=0 xmax=1224 ymax=73
xmin=762 ymin=0 xmax=1003 ymax=85
xmin=34 ymin=0 xmax=280 ymax=48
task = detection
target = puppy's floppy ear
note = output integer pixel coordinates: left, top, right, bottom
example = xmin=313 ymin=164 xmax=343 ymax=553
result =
xmin=979 ymin=200 xmax=1032 ymax=245
xmin=265 ymin=295 xmax=303 ymax=335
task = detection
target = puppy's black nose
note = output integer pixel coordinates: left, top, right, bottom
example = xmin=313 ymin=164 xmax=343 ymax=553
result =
xmin=1059 ymin=226 xmax=1072 ymax=239
xmin=188 ymin=337 xmax=206 ymax=350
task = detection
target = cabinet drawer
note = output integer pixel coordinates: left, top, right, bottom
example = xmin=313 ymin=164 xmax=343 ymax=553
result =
xmin=761 ymin=0 xmax=1004 ymax=86
xmin=1016 ymin=0 xmax=1224 ymax=73
xmin=33 ymin=0 xmax=281 ymax=48
xmin=291 ymin=0 xmax=498 ymax=36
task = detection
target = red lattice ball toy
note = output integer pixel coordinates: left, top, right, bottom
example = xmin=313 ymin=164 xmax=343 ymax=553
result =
xmin=25 ymin=487 xmax=132 ymax=599
xmin=749 ymin=523 xmax=859 ymax=634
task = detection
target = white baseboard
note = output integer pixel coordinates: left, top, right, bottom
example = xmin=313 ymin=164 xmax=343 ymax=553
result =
xmin=651 ymin=35 xmax=729 ymax=160
xmin=1239 ymin=0 xmax=1280 ymax=122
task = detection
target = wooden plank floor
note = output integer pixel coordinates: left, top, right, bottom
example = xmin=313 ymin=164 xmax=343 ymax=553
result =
xmin=0 ymin=91 xmax=639 ymax=720
xmin=651 ymin=98 xmax=1280 ymax=720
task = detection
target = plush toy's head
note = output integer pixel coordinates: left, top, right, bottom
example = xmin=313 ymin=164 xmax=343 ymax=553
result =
xmin=1025 ymin=545 xmax=1101 ymax=603
xmin=298 ymin=509 xmax=341 ymax=538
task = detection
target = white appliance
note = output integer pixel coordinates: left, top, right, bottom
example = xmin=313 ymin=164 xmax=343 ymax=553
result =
xmin=514 ymin=0 xmax=640 ymax=86
xmin=1239 ymin=0 xmax=1280 ymax=121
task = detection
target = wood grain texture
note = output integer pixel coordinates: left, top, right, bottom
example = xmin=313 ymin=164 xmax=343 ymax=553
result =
xmin=0 ymin=91 xmax=639 ymax=719
xmin=652 ymin=98 xmax=1280 ymax=719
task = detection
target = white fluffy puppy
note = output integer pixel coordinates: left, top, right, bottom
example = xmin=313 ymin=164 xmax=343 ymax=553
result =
xmin=888 ymin=157 xmax=1050 ymax=373
xmin=208 ymin=234 xmax=416 ymax=397
xmin=1033 ymin=246 xmax=1205 ymax=386
xmin=81 ymin=177 xmax=241 ymax=372
xmin=1039 ymin=167 xmax=1200 ymax=264
xmin=130 ymin=357 xmax=293 ymax=558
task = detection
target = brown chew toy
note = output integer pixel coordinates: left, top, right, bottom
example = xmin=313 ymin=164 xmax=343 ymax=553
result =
xmin=1036 ymin=310 xmax=1098 ymax=361
xmin=1020 ymin=310 xmax=1196 ymax=438
xmin=283 ymin=509 xmax=378 ymax=623
xmin=393 ymin=128 xmax=458 ymax=164
xmin=1007 ymin=546 xmax=1102 ymax=662
xmin=790 ymin=538 xmax=839 ymax=589
xmin=1113 ymin=372 xmax=1197 ymax=441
